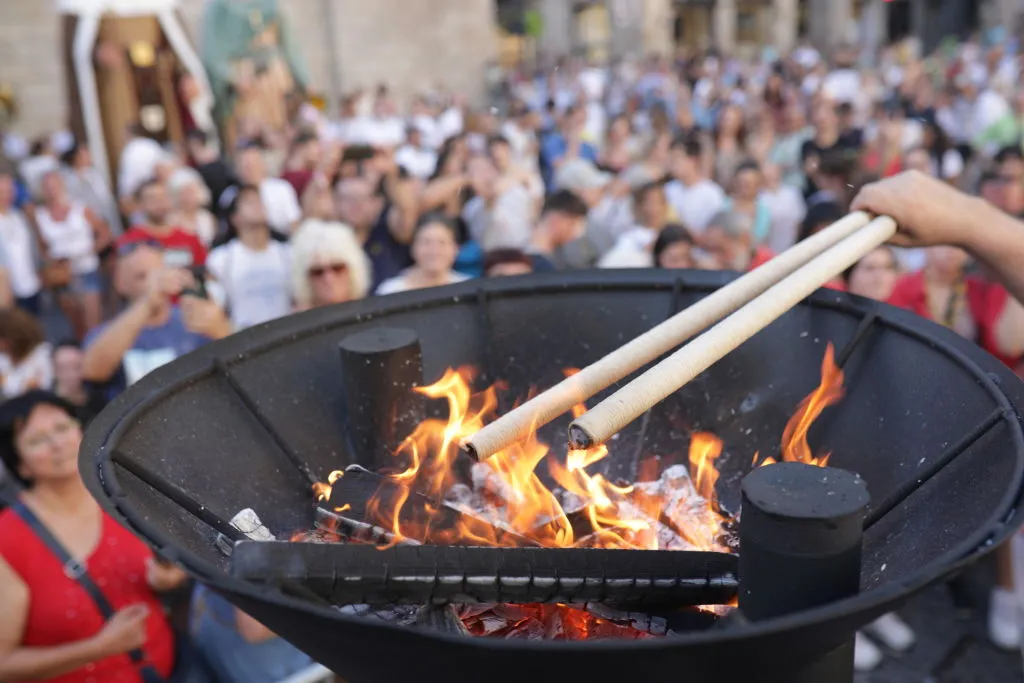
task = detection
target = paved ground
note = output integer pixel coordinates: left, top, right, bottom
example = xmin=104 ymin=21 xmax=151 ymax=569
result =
xmin=857 ymin=561 xmax=1022 ymax=683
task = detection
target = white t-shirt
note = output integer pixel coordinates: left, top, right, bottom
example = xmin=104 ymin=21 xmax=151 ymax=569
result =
xmin=395 ymin=145 xmax=438 ymax=179
xmin=437 ymin=107 xmax=464 ymax=142
xmin=932 ymin=149 xmax=965 ymax=180
xmin=0 ymin=209 xmax=41 ymax=298
xmin=462 ymin=185 xmax=533 ymax=251
xmin=35 ymin=204 xmax=98 ymax=275
xmin=259 ymin=178 xmax=302 ymax=235
xmin=364 ymin=117 xmax=407 ymax=148
xmin=760 ymin=185 xmax=807 ymax=254
xmin=412 ymin=115 xmax=443 ymax=150
xmin=664 ymin=179 xmax=727 ymax=233
xmin=500 ymin=121 xmax=538 ymax=171
xmin=206 ymin=240 xmax=293 ymax=330
xmin=598 ymin=228 xmax=657 ymax=269
xmin=376 ymin=270 xmax=470 ymax=296
xmin=969 ymin=90 xmax=1012 ymax=155
xmin=0 ymin=343 xmax=53 ymax=398
xmin=118 ymin=137 xmax=165 ymax=198
xmin=822 ymin=69 xmax=861 ymax=104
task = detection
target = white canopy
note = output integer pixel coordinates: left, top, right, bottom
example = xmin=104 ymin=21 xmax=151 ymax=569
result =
xmin=58 ymin=0 xmax=217 ymax=189
xmin=57 ymin=0 xmax=183 ymax=17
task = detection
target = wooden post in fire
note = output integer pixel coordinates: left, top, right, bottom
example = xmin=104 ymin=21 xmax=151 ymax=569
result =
xmin=338 ymin=328 xmax=424 ymax=472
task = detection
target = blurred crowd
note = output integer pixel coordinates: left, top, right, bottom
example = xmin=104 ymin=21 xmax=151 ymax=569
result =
xmin=2 ymin=30 xmax=1024 ymax=683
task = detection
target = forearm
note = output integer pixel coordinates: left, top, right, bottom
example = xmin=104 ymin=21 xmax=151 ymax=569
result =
xmin=82 ymin=301 xmax=150 ymax=382
xmin=387 ymin=181 xmax=419 ymax=245
xmin=0 ymin=637 xmax=104 ymax=681
xmin=419 ymin=176 xmax=463 ymax=212
xmin=0 ymin=269 xmax=12 ymax=309
xmin=962 ymin=198 xmax=1024 ymax=306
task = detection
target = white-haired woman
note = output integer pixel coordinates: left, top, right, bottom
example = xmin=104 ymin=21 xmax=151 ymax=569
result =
xmin=291 ymin=219 xmax=372 ymax=310
xmin=168 ymin=167 xmax=216 ymax=247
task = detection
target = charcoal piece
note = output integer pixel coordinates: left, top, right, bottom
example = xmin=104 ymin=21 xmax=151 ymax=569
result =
xmin=230 ymin=541 xmax=739 ymax=608
xmin=338 ymin=327 xmax=424 ymax=471
xmin=416 ymin=604 xmax=470 ymax=635
xmin=326 ymin=465 xmax=538 ymax=547
xmin=314 ymin=505 xmax=412 ymax=547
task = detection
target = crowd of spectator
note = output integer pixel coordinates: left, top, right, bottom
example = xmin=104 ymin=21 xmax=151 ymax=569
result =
xmin=1 ymin=31 xmax=1024 ymax=682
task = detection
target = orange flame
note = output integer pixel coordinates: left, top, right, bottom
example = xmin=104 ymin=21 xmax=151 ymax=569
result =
xmin=689 ymin=433 xmax=723 ymax=506
xmin=312 ymin=469 xmax=345 ymax=502
xmin=780 ymin=343 xmax=844 ymax=468
xmin=316 ymin=345 xmax=845 ymax=554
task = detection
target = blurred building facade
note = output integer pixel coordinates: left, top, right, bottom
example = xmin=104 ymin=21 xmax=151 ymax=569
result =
xmin=3 ymin=0 xmax=1022 ymax=139
xmin=0 ymin=0 xmax=499 ymax=139
xmin=518 ymin=0 xmax=1024 ymax=61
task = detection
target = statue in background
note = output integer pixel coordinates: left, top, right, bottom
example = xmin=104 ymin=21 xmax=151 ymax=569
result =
xmin=199 ymin=0 xmax=310 ymax=153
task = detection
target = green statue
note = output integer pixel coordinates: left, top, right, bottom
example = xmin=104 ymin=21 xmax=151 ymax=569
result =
xmin=199 ymin=0 xmax=310 ymax=151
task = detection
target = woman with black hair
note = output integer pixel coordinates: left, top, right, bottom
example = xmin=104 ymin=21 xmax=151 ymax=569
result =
xmin=652 ymin=224 xmax=696 ymax=269
xmin=419 ymin=134 xmax=470 ymax=220
xmin=375 ymin=214 xmax=470 ymax=295
xmin=0 ymin=391 xmax=190 ymax=683
xmin=920 ymin=120 xmax=964 ymax=184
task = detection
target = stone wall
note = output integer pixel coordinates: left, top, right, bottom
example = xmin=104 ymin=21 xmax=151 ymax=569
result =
xmin=0 ymin=1 xmax=65 ymax=139
xmin=0 ymin=0 xmax=498 ymax=139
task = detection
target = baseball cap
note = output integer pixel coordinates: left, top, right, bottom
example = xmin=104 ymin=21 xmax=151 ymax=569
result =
xmin=554 ymin=158 xmax=613 ymax=193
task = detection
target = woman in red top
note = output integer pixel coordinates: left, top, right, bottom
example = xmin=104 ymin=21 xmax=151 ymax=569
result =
xmin=0 ymin=391 xmax=186 ymax=682
xmin=887 ymin=246 xmax=1024 ymax=368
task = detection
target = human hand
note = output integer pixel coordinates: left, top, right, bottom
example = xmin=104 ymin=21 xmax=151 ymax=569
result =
xmin=145 ymin=557 xmax=188 ymax=592
xmin=145 ymin=267 xmax=194 ymax=312
xmin=180 ymin=294 xmax=232 ymax=339
xmin=91 ymin=604 xmax=149 ymax=658
xmin=850 ymin=171 xmax=978 ymax=249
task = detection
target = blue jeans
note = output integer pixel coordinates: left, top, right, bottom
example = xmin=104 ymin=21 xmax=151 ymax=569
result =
xmin=190 ymin=586 xmax=313 ymax=683
xmin=15 ymin=293 xmax=41 ymax=316
xmin=70 ymin=269 xmax=103 ymax=294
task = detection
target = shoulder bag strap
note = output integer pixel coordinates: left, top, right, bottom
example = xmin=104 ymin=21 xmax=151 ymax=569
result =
xmin=10 ymin=501 xmax=149 ymax=667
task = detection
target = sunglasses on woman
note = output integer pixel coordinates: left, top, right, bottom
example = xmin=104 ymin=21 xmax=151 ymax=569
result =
xmin=308 ymin=263 xmax=349 ymax=279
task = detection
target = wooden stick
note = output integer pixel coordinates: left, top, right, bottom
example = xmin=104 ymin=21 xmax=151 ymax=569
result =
xmin=568 ymin=215 xmax=897 ymax=449
xmin=461 ymin=211 xmax=874 ymax=460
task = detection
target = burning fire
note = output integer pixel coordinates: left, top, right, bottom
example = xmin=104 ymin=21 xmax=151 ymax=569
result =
xmin=314 ymin=343 xmax=844 ymax=554
xmin=754 ymin=343 xmax=844 ymax=468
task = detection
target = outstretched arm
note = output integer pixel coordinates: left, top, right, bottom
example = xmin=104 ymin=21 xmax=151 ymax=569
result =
xmin=852 ymin=171 xmax=1024 ymax=305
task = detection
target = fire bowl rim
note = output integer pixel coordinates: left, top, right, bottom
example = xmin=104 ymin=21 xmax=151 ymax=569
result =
xmin=80 ymin=268 xmax=1024 ymax=652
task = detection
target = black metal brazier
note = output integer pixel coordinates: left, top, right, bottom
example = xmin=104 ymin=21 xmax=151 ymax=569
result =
xmin=80 ymin=270 xmax=1024 ymax=683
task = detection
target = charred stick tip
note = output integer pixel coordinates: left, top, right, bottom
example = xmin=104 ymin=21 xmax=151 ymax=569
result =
xmin=568 ymin=425 xmax=594 ymax=450
xmin=460 ymin=439 xmax=482 ymax=462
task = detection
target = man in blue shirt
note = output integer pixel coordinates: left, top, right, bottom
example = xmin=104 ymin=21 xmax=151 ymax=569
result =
xmin=82 ymin=243 xmax=232 ymax=400
xmin=540 ymin=104 xmax=599 ymax=191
